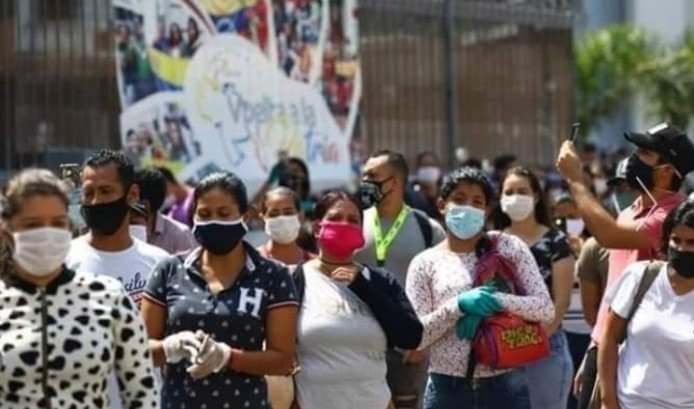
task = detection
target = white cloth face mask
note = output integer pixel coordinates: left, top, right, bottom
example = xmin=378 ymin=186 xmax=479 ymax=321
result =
xmin=500 ymin=194 xmax=535 ymax=222
xmin=265 ymin=215 xmax=301 ymax=245
xmin=129 ymin=225 xmax=148 ymax=242
xmin=566 ymin=218 xmax=586 ymax=237
xmin=13 ymin=227 xmax=72 ymax=277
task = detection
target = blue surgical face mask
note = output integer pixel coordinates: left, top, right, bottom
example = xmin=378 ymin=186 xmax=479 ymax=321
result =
xmin=445 ymin=203 xmax=486 ymax=240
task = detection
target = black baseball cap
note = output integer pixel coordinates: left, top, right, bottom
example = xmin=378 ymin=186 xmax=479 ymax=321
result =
xmin=607 ymin=157 xmax=629 ymax=187
xmin=624 ymin=123 xmax=694 ymax=176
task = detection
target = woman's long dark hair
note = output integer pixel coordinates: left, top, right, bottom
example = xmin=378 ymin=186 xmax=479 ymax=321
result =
xmin=439 ymin=167 xmax=496 ymax=257
xmin=279 ymin=157 xmax=311 ymax=201
xmin=661 ymin=199 xmax=694 ymax=255
xmin=189 ymin=171 xmax=248 ymax=224
xmin=313 ymin=190 xmax=363 ymax=223
xmin=494 ymin=166 xmax=552 ymax=230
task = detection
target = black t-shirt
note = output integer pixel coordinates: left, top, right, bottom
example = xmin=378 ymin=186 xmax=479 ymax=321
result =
xmin=143 ymin=243 xmax=298 ymax=409
xmin=529 ymin=228 xmax=572 ymax=298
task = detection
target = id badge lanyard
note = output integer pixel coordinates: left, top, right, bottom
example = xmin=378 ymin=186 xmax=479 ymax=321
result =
xmin=374 ymin=206 xmax=410 ymax=267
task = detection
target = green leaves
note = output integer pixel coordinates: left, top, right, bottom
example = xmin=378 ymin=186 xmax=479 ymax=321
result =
xmin=575 ymin=25 xmax=655 ymax=134
xmin=575 ymin=25 xmax=694 ymax=134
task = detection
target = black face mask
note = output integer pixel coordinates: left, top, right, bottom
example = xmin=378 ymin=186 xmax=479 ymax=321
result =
xmin=81 ymin=196 xmax=130 ymax=236
xmin=193 ymin=220 xmax=247 ymax=255
xmin=280 ymin=173 xmax=309 ymax=197
xmin=358 ymin=178 xmax=392 ymax=210
xmin=668 ymin=247 xmax=694 ymax=278
xmin=625 ymin=154 xmax=654 ymax=191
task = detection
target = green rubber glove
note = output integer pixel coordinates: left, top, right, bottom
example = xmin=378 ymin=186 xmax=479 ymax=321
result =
xmin=457 ymin=285 xmax=502 ymax=317
xmin=456 ymin=314 xmax=484 ymax=340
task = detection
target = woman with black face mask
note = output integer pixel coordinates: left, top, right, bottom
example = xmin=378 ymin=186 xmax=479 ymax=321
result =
xmin=140 ymin=171 xmax=299 ymax=409
xmin=597 ymin=199 xmax=694 ymax=409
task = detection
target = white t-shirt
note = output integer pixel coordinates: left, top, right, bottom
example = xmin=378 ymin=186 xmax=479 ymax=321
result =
xmin=295 ymin=265 xmax=390 ymax=409
xmin=65 ymin=235 xmax=169 ymax=409
xmin=608 ymin=262 xmax=694 ymax=409
xmin=65 ymin=235 xmax=170 ymax=304
xmin=563 ymin=282 xmax=592 ymax=335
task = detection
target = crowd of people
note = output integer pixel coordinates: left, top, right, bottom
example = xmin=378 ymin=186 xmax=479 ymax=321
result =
xmin=152 ymin=17 xmax=203 ymax=60
xmin=2 ymin=122 xmax=694 ymax=409
xmin=115 ymin=14 xmax=156 ymax=105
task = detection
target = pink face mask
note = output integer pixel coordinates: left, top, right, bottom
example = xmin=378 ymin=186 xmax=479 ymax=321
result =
xmin=317 ymin=221 xmax=365 ymax=260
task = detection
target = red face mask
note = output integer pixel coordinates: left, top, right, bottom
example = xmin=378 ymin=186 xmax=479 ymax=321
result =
xmin=317 ymin=221 xmax=365 ymax=260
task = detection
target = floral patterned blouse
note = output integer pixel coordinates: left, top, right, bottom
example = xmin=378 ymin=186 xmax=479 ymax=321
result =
xmin=405 ymin=232 xmax=554 ymax=378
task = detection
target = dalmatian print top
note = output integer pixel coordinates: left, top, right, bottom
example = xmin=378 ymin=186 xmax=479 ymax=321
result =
xmin=0 ymin=268 xmax=159 ymax=409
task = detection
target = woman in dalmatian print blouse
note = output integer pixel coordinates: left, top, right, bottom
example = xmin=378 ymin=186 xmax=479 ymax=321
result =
xmin=140 ymin=172 xmax=299 ymax=409
xmin=0 ymin=169 xmax=158 ymax=409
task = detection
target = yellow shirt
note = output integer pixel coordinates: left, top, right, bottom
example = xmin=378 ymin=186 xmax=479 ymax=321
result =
xmin=197 ymin=0 xmax=258 ymax=16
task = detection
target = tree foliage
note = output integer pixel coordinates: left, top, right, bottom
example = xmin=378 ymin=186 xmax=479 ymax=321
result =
xmin=575 ymin=25 xmax=654 ymax=134
xmin=575 ymin=25 xmax=694 ymax=134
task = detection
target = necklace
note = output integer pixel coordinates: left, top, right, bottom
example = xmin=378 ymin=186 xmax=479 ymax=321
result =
xmin=316 ymin=258 xmax=355 ymax=276
xmin=318 ymin=258 xmax=353 ymax=266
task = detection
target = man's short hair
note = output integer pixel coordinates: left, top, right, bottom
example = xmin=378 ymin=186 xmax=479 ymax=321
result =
xmin=135 ymin=168 xmax=167 ymax=212
xmin=155 ymin=166 xmax=178 ymax=185
xmin=83 ymin=149 xmax=135 ymax=189
xmin=370 ymin=150 xmax=409 ymax=183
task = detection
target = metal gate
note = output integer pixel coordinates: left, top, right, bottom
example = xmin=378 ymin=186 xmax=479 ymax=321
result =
xmin=0 ymin=0 xmax=117 ymax=178
xmin=0 ymin=0 xmax=577 ymax=181
xmin=359 ymin=0 xmax=576 ymax=168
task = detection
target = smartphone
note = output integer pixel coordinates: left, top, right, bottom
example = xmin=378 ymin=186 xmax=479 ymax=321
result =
xmin=569 ymin=123 xmax=580 ymax=143
xmin=554 ymin=217 xmax=567 ymax=233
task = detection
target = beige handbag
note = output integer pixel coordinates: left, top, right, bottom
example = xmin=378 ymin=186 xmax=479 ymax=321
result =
xmin=266 ymin=375 xmax=295 ymax=409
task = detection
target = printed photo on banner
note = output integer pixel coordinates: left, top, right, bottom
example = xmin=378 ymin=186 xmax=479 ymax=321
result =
xmin=114 ymin=0 xmax=158 ymax=108
xmin=183 ymin=34 xmax=351 ymax=193
xmin=273 ymin=0 xmax=326 ymax=83
xmin=113 ymin=0 xmax=362 ymax=193
xmin=195 ymin=0 xmax=274 ymax=56
xmin=272 ymin=0 xmax=360 ymax=137
xmin=143 ymin=0 xmax=215 ymax=92
xmin=120 ymin=92 xmax=203 ymax=173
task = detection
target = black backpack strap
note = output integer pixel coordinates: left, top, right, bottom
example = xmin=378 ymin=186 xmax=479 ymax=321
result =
xmin=413 ymin=210 xmax=434 ymax=248
xmin=291 ymin=264 xmax=306 ymax=306
xmin=619 ymin=260 xmax=664 ymax=343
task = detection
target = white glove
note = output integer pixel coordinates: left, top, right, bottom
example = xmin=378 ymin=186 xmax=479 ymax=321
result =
xmin=186 ymin=330 xmax=232 ymax=380
xmin=162 ymin=331 xmax=202 ymax=364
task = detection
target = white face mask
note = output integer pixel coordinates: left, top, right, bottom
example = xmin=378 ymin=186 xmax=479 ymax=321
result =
xmin=265 ymin=215 xmax=301 ymax=245
xmin=417 ymin=166 xmax=442 ymax=184
xmin=500 ymin=194 xmax=535 ymax=222
xmin=594 ymin=178 xmax=608 ymax=196
xmin=566 ymin=218 xmax=586 ymax=237
xmin=162 ymin=195 xmax=176 ymax=210
xmin=13 ymin=227 xmax=72 ymax=277
xmin=129 ymin=225 xmax=148 ymax=242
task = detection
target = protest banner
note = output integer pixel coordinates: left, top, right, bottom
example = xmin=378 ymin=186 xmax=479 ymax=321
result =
xmin=115 ymin=0 xmax=361 ymax=194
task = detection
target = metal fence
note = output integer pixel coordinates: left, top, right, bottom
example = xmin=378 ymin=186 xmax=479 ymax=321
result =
xmin=0 ymin=0 xmax=577 ymax=180
xmin=359 ymin=0 xmax=577 ymax=168
xmin=0 ymin=0 xmax=117 ymax=177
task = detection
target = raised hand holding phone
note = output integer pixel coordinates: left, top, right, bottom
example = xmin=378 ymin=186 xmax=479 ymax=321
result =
xmin=569 ymin=122 xmax=581 ymax=143
xmin=556 ymin=122 xmax=584 ymax=183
